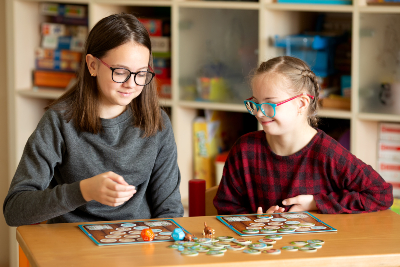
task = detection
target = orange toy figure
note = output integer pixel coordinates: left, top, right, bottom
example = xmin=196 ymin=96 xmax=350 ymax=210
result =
xmin=202 ymin=222 xmax=215 ymax=238
xmin=141 ymin=229 xmax=155 ymax=241
xmin=184 ymin=233 xmax=196 ymax=242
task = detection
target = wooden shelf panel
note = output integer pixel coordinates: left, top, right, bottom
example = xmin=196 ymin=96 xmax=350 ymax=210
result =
xmin=94 ymin=0 xmax=173 ymax=6
xmin=318 ymin=108 xmax=352 ymax=119
xmin=178 ymin=1 xmax=260 ymax=10
xmin=359 ymin=6 xmax=400 ymax=13
xmin=265 ymin=3 xmax=354 ymax=12
xmin=18 ymin=88 xmax=65 ymax=99
xmin=359 ymin=112 xmax=400 ymax=122
xmin=178 ymin=100 xmax=247 ymax=113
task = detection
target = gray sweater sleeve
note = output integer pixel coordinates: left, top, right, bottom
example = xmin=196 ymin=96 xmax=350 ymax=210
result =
xmin=148 ymin=112 xmax=184 ymax=218
xmin=3 ymin=111 xmax=87 ymax=226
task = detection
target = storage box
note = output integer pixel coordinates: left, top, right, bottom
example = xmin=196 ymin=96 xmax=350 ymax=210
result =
xmin=377 ymin=159 xmax=400 ymax=194
xmin=379 ymin=123 xmax=400 ymax=141
xmin=138 ymin=18 xmax=171 ymax=37
xmin=274 ymin=34 xmax=340 ymax=77
xmin=378 ymin=140 xmax=400 ymax=161
xmin=155 ymin=78 xmax=171 ymax=99
xmin=150 ymin=37 xmax=170 ymax=53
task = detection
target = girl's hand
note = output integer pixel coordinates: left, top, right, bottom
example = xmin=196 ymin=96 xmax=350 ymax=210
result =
xmin=257 ymin=205 xmax=285 ymax=214
xmin=80 ymin=171 xmax=136 ymax=207
xmin=282 ymin=195 xmax=317 ymax=212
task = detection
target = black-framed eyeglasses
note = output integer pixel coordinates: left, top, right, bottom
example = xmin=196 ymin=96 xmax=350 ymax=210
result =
xmin=96 ymin=57 xmax=155 ymax=86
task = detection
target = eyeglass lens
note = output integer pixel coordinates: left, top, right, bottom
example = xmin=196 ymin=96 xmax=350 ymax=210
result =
xmin=245 ymin=102 xmax=275 ymax=117
xmin=112 ymin=68 xmax=153 ymax=85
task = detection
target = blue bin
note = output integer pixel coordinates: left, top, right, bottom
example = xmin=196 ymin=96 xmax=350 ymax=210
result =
xmin=274 ymin=34 xmax=339 ymax=77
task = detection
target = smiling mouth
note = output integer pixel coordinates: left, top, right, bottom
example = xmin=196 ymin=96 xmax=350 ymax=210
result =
xmin=261 ymin=120 xmax=274 ymax=124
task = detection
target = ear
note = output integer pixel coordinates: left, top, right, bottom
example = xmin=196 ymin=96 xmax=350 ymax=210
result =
xmin=298 ymin=93 xmax=311 ymax=114
xmin=86 ymin=54 xmax=98 ymax=77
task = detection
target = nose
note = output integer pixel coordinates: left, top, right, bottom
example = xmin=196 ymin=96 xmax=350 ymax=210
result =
xmin=123 ymin=74 xmax=138 ymax=88
xmin=255 ymin=107 xmax=265 ymax=119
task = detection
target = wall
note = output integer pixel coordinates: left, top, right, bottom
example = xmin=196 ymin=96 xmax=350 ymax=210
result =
xmin=0 ymin=0 xmax=9 ymax=265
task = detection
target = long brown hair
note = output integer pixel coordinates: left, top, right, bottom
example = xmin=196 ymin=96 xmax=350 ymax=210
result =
xmin=251 ymin=56 xmax=320 ymax=128
xmin=47 ymin=13 xmax=163 ymax=137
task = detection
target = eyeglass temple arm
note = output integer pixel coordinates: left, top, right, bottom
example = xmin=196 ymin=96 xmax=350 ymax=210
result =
xmin=276 ymin=93 xmax=315 ymax=107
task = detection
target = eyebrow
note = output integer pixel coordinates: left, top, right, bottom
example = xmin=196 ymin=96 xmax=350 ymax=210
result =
xmin=252 ymin=96 xmax=277 ymax=102
xmin=113 ymin=64 xmax=148 ymax=71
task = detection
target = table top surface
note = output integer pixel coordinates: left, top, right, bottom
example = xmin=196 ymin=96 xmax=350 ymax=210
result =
xmin=17 ymin=210 xmax=400 ymax=267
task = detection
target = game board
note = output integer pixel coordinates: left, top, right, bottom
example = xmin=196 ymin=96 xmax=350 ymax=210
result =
xmin=79 ymin=219 xmax=190 ymax=246
xmin=216 ymin=212 xmax=337 ymax=236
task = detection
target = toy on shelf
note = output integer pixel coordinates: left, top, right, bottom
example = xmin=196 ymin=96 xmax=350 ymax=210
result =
xmin=172 ymin=228 xmax=185 ymax=241
xmin=141 ymin=229 xmax=155 ymax=242
xmin=203 ymin=222 xmax=215 ymax=238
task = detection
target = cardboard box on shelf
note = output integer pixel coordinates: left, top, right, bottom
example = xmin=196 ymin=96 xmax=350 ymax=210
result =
xmin=378 ymin=140 xmax=400 ymax=161
xmin=379 ymin=122 xmax=400 ymax=141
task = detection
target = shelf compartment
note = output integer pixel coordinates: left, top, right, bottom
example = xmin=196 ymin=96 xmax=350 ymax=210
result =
xmin=178 ymin=7 xmax=258 ymax=104
xmin=358 ymin=13 xmax=400 ymax=116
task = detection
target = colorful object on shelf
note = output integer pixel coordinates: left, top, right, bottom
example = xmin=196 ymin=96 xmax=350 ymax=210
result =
xmin=141 ymin=228 xmax=155 ymax=241
xmin=188 ymin=179 xmax=206 ymax=217
xmin=172 ymin=228 xmax=185 ymax=241
xmin=274 ymin=34 xmax=341 ymax=78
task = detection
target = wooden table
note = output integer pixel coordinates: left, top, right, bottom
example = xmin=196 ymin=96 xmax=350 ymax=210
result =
xmin=17 ymin=210 xmax=400 ymax=267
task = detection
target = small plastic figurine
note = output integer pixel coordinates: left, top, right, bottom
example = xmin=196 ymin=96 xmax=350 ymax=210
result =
xmin=184 ymin=233 xmax=196 ymax=242
xmin=141 ymin=229 xmax=155 ymax=241
xmin=172 ymin=228 xmax=185 ymax=241
xmin=202 ymin=222 xmax=215 ymax=238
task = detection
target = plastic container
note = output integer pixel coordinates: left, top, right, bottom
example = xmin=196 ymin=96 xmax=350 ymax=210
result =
xmin=274 ymin=34 xmax=340 ymax=77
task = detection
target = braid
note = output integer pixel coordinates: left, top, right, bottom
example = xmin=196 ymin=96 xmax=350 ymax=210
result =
xmin=300 ymin=69 xmax=319 ymax=128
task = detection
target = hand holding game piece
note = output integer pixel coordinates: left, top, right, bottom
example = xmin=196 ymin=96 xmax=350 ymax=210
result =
xmin=282 ymin=195 xmax=317 ymax=212
xmin=80 ymin=171 xmax=136 ymax=207
xmin=172 ymin=228 xmax=185 ymax=241
xmin=141 ymin=229 xmax=155 ymax=241
xmin=257 ymin=206 xmax=285 ymax=214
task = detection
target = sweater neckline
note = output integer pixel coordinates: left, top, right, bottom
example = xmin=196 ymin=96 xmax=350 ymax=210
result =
xmin=100 ymin=107 xmax=132 ymax=128
xmin=263 ymin=129 xmax=322 ymax=159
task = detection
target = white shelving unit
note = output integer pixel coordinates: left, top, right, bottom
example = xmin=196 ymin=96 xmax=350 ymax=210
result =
xmin=6 ymin=0 xmax=400 ymax=265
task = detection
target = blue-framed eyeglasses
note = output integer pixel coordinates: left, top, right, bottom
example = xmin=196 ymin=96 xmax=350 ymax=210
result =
xmin=244 ymin=93 xmax=315 ymax=118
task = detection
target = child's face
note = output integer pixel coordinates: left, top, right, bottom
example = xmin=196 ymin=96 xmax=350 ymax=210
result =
xmin=251 ymin=73 xmax=303 ymax=135
xmin=96 ymin=41 xmax=150 ymax=117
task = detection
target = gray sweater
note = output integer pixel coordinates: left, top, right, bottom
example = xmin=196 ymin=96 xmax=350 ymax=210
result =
xmin=3 ymin=108 xmax=183 ymax=226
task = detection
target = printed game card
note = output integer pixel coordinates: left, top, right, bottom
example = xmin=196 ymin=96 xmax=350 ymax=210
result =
xmin=216 ymin=212 xmax=337 ymax=236
xmin=79 ymin=219 xmax=190 ymax=246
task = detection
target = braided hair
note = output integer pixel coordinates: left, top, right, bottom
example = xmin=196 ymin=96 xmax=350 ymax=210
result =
xmin=251 ymin=56 xmax=320 ymax=128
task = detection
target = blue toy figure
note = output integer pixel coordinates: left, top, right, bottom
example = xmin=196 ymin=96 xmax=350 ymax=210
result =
xmin=172 ymin=228 xmax=185 ymax=241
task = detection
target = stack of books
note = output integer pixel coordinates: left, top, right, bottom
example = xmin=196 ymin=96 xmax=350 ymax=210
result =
xmin=139 ymin=18 xmax=171 ymax=99
xmin=33 ymin=3 xmax=88 ymax=89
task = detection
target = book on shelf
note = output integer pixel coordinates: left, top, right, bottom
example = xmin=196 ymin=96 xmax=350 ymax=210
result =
xmin=41 ymin=36 xmax=85 ymax=52
xmin=35 ymin=59 xmax=80 ymax=72
xmin=33 ymin=70 xmax=76 ymax=88
xmin=35 ymin=48 xmax=82 ymax=62
xmin=41 ymin=23 xmax=88 ymax=38
xmin=138 ymin=18 xmax=171 ymax=37
xmin=40 ymin=3 xmax=87 ymax=18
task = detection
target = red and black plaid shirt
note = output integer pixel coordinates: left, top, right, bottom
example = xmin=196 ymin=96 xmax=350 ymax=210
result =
xmin=214 ymin=129 xmax=393 ymax=214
